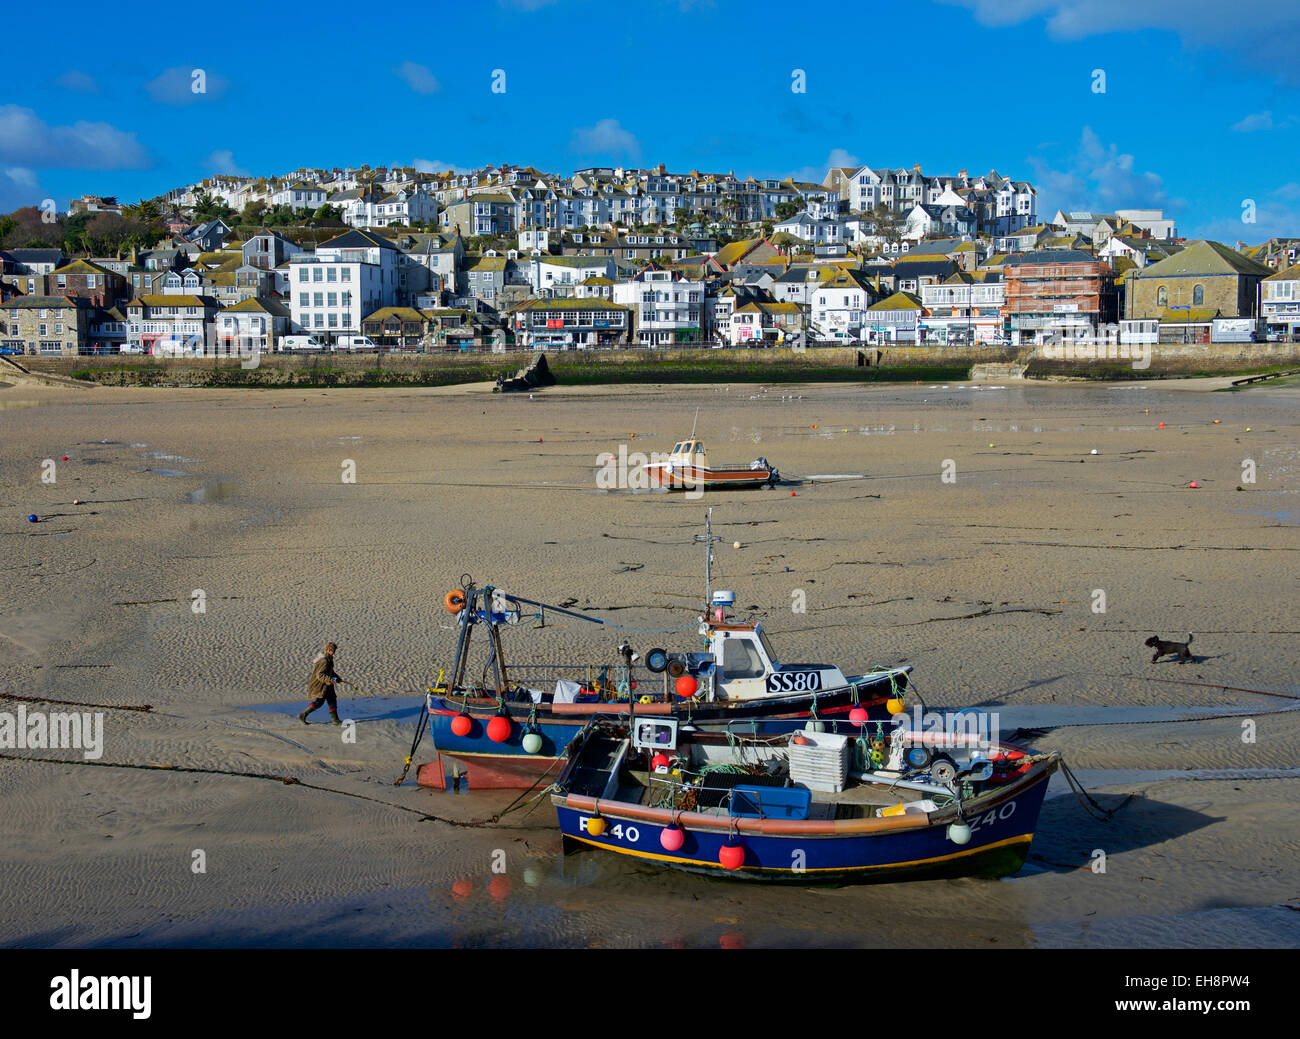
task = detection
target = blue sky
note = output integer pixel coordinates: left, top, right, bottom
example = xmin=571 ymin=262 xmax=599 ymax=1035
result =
xmin=3 ymin=0 xmax=1298 ymax=241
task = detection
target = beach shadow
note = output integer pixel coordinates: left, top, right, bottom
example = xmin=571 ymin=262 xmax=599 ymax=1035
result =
xmin=1028 ymin=793 xmax=1220 ymax=875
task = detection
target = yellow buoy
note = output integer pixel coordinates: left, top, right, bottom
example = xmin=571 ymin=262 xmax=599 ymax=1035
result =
xmin=587 ymin=816 xmax=606 ymax=837
xmin=886 ymin=697 xmax=905 ymax=716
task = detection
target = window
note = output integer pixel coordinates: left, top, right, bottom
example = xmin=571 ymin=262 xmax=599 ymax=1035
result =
xmin=722 ymin=637 xmax=765 ymax=679
xmin=298 ymin=268 xmax=308 ymax=283
xmin=341 ymin=268 xmax=351 ymax=282
xmin=327 ymin=267 xmax=337 ymax=282
xmin=1193 ymin=284 xmax=1204 ymax=306
xmin=314 ymin=293 xmax=323 ymax=307
xmin=312 ymin=268 xmax=323 ymax=282
xmin=1157 ymin=287 xmax=1168 ymax=308
xmin=299 ymin=293 xmax=309 ymax=307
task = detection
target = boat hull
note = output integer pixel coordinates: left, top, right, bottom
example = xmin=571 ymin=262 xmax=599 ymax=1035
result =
xmin=553 ymin=762 xmax=1055 ymax=883
xmin=644 ymin=463 xmax=774 ymax=490
xmin=427 ymin=670 xmax=909 ymax=789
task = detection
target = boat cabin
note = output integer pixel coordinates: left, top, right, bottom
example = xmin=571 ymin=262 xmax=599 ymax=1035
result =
xmin=668 ymin=440 xmax=709 ymax=467
xmin=694 ymin=594 xmax=849 ymax=701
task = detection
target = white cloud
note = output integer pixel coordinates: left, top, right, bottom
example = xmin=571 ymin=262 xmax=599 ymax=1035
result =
xmin=0 ymin=105 xmax=150 ymax=170
xmin=55 ymin=70 xmax=99 ymax=93
xmin=413 ymin=158 xmax=463 ymax=174
xmin=788 ymin=148 xmax=860 ymax=185
xmin=0 ymin=167 xmax=45 ymax=212
xmin=1273 ymin=182 xmax=1300 ymax=201
xmin=1232 ymin=111 xmax=1273 ymax=132
xmin=1028 ymin=126 xmax=1180 ymax=217
xmin=144 ymin=66 xmax=229 ymax=105
xmin=208 ymin=149 xmax=249 ymax=177
xmin=570 ymin=119 xmax=642 ymax=163
xmin=940 ymin=1 xmax=1300 ymax=85
xmin=394 ymin=61 xmax=441 ymax=95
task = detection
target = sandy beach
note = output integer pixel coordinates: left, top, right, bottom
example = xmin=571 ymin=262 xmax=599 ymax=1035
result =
xmin=1 ymin=376 xmax=1297 ymax=948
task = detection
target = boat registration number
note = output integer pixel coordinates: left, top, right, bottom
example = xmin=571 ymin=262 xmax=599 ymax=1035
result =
xmin=967 ymin=799 xmax=1018 ymax=835
xmin=767 ymin=670 xmax=823 ymax=693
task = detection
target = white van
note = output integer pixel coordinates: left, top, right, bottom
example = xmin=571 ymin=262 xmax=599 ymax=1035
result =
xmin=335 ymin=335 xmax=378 ymax=351
xmin=280 ymin=335 xmax=326 ymax=351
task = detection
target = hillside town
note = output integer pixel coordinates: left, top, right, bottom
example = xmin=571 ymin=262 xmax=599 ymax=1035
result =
xmin=2 ymin=160 xmax=1299 ymax=358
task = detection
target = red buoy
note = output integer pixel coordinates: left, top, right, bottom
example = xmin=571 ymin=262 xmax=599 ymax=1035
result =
xmin=849 ymin=706 xmax=869 ymax=726
xmin=675 ymin=675 xmax=698 ymax=698
xmin=651 ymin=753 xmax=671 ymax=772
xmin=450 ymin=714 xmax=472 ymax=737
xmin=719 ymin=840 xmax=745 ymax=870
xmin=486 ymin=715 xmax=511 ymax=743
xmin=660 ymin=825 xmax=685 ymax=852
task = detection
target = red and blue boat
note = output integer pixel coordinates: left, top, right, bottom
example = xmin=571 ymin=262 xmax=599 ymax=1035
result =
xmin=550 ymin=719 xmax=1059 ymax=882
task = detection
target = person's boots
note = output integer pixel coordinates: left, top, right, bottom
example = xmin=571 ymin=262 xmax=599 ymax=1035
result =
xmin=298 ymin=702 xmax=317 ymax=724
xmin=330 ymin=712 xmax=343 ymax=727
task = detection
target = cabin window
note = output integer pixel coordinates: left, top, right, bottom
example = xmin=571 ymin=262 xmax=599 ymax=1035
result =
xmin=723 ymin=638 xmax=766 ymax=679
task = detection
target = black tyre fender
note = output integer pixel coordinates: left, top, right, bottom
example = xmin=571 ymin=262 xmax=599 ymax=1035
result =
xmin=645 ymin=648 xmax=669 ymax=674
xmin=666 ymin=657 xmax=687 ymax=678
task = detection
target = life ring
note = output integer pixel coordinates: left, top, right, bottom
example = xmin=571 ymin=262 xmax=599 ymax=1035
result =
xmin=444 ymin=589 xmax=467 ymax=614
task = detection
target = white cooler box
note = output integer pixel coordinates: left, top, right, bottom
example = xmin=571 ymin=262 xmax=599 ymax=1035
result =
xmin=788 ymin=730 xmax=851 ymax=792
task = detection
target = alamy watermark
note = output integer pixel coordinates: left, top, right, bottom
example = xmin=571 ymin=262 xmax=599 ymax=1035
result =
xmin=1037 ymin=323 xmax=1151 ymax=370
xmin=0 ymin=706 xmax=104 ymax=759
xmin=596 ymin=444 xmax=704 ymax=499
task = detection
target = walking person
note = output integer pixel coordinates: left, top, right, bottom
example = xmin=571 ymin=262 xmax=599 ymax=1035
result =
xmin=299 ymin=641 xmax=345 ymax=725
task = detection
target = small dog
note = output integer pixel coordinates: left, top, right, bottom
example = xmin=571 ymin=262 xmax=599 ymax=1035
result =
xmin=1145 ymin=633 xmax=1194 ymax=664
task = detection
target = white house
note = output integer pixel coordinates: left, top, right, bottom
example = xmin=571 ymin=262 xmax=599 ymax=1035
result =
xmin=809 ymin=269 xmax=873 ymax=341
xmin=288 ymin=229 xmax=427 ymax=343
xmin=918 ymin=273 xmax=1006 ymax=344
xmin=272 ymin=183 xmax=329 ymax=211
xmin=612 ymin=267 xmax=705 ymax=346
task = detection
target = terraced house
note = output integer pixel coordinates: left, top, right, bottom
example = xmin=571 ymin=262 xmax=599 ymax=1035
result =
xmin=0 ymin=296 xmax=94 ymax=355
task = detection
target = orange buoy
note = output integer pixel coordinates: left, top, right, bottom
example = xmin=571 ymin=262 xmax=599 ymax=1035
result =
xmin=486 ymin=715 xmax=511 ymax=742
xmin=445 ymin=589 xmax=467 ymax=614
xmin=719 ymin=840 xmax=745 ymax=870
xmin=450 ymin=713 xmax=472 ymax=737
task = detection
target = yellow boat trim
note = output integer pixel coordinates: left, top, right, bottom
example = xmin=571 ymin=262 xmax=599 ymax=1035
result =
xmin=566 ymin=832 xmax=1034 ymax=872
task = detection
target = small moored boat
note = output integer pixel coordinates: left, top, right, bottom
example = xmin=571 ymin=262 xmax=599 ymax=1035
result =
xmin=642 ymin=439 xmax=778 ymax=491
xmin=551 ymin=718 xmax=1059 ymax=882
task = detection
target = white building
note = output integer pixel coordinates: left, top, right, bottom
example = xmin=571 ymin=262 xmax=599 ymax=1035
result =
xmin=612 ymin=268 xmax=705 ymax=346
xmin=809 ymin=269 xmax=873 ymax=341
xmin=918 ymin=273 xmax=1006 ymax=344
xmin=288 ymin=230 xmax=427 ymax=344
xmin=272 ymin=183 xmax=329 ymax=211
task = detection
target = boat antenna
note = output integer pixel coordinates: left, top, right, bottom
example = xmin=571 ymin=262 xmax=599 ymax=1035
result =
xmin=693 ymin=507 xmax=721 ymax=611
xmin=690 ymin=405 xmax=699 ymax=439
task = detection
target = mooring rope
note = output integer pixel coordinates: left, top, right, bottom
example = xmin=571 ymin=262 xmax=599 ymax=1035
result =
xmin=0 ymin=691 xmax=153 ymax=712
xmin=0 ymin=752 xmax=550 ymax=831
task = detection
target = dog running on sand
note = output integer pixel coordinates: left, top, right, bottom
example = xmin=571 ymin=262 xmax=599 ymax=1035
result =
xmin=1145 ymin=633 xmax=1194 ymax=664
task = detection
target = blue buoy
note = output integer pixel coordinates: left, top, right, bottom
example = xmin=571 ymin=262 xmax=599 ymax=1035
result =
xmin=27 ymin=514 xmax=38 ymax=523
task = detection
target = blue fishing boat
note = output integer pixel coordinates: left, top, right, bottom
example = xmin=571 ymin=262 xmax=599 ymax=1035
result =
xmin=549 ymin=718 xmax=1059 ymax=882
xmin=418 ymin=512 xmax=914 ymax=789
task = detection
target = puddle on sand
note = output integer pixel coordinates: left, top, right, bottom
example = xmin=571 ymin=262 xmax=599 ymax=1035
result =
xmin=184 ymin=481 xmax=240 ymax=504
xmin=140 ymin=468 xmax=187 ymax=477
xmin=243 ymin=697 xmax=424 ymax=723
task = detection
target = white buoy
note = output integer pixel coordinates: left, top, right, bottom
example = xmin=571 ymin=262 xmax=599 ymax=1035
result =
xmin=733 ymin=541 xmax=741 ymax=549
xmin=1090 ymin=449 xmax=1098 ymax=455
xmin=947 ymin=822 xmax=972 ymax=845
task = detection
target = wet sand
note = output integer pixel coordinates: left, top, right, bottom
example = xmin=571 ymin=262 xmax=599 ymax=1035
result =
xmin=1 ymin=377 xmax=1298 ymax=948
